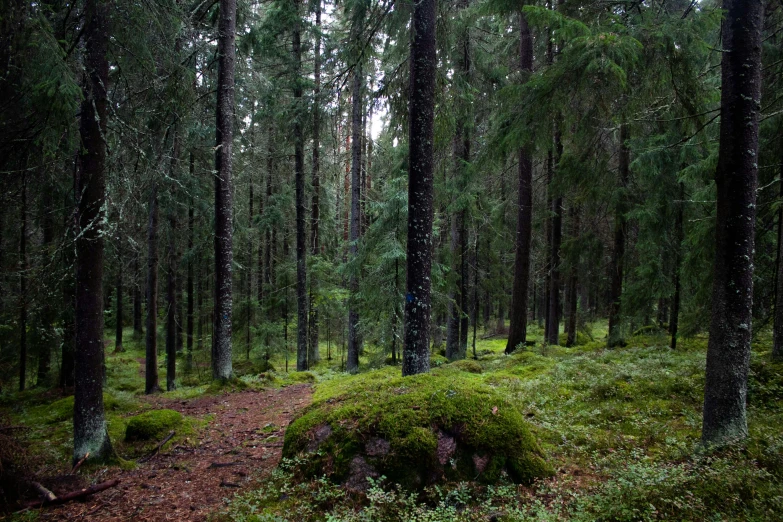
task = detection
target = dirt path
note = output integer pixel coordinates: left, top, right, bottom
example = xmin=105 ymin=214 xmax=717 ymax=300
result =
xmin=40 ymin=384 xmax=312 ymax=521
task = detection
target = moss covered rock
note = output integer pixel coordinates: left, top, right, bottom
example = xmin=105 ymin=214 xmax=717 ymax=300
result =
xmin=282 ymin=368 xmax=552 ymax=490
xmin=448 ymin=359 xmax=483 ymax=374
xmin=125 ymin=409 xmax=182 ymax=441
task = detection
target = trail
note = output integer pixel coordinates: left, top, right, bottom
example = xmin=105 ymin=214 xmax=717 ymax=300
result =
xmin=41 ymin=384 xmax=312 ymax=521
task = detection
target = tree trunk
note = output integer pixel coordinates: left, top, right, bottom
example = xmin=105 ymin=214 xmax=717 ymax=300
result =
xmin=347 ymin=60 xmax=364 ymax=373
xmin=186 ymin=155 xmax=195 ymax=372
xmin=547 ymin=129 xmax=563 ymax=346
xmin=213 ymin=0 xmax=236 ymax=381
xmin=73 ymin=0 xmax=112 ymax=462
xmin=446 ymin=213 xmax=461 ymax=360
xmin=145 ymin=183 xmax=161 ymax=394
xmin=308 ymin=0 xmax=322 ymax=366
xmin=607 ymin=122 xmax=629 ymax=347
xmin=133 ymin=253 xmax=143 ymax=338
xmin=670 ymin=182 xmax=684 ymax=350
xmin=702 ymin=0 xmax=762 ymax=445
xmin=115 ymin=270 xmax=123 ymax=352
xmin=402 ymin=0 xmax=437 ymax=376
xmin=19 ymin=171 xmax=27 ymax=392
xmin=773 ymin=151 xmax=783 ymax=359
xmin=292 ymin=0 xmax=308 ymax=372
xmin=37 ymin=177 xmax=55 ymax=385
xmin=565 ymin=204 xmax=579 ymax=347
xmin=505 ymin=12 xmax=533 ymax=354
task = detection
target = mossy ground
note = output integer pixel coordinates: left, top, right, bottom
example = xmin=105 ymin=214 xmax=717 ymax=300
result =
xmin=220 ymin=322 xmax=783 ymax=521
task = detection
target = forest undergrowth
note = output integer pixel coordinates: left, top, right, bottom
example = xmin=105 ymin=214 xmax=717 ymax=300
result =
xmin=2 ymin=322 xmax=782 ymax=521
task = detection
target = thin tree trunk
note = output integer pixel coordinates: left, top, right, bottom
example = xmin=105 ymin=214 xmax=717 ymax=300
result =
xmin=608 ymin=122 xmax=629 ymax=347
xmin=505 ymin=11 xmax=533 ymax=354
xmin=670 ymin=182 xmax=684 ymax=350
xmin=37 ymin=176 xmax=55 ymax=385
xmin=213 ymin=0 xmax=236 ymax=381
xmin=73 ymin=0 xmax=112 ymax=462
xmin=446 ymin=212 xmax=461 ymax=360
xmin=133 ymin=253 xmax=143 ymax=338
xmin=115 ymin=269 xmax=123 ymax=352
xmin=186 ymin=156 xmax=195 ymax=371
xmin=247 ymin=174 xmax=253 ymax=360
xmin=702 ymin=0 xmax=763 ymax=445
xmin=565 ymin=204 xmax=579 ymax=347
xmin=309 ymin=0 xmax=322 ymax=365
xmin=347 ymin=59 xmax=364 ymax=373
xmin=19 ymin=171 xmax=27 ymax=392
xmin=547 ymin=129 xmax=563 ymax=345
xmin=146 ymin=183 xmax=161 ymax=394
xmin=292 ymin=0 xmax=308 ymax=372
xmin=402 ymin=0 xmax=437 ymax=376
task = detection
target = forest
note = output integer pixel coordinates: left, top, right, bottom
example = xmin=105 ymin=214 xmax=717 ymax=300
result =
xmin=0 ymin=0 xmax=782 ymax=520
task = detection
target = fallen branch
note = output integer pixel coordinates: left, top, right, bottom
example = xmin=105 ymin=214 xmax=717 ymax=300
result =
xmin=30 ymin=482 xmax=56 ymax=502
xmin=24 ymin=479 xmax=120 ymax=508
xmin=138 ymin=431 xmax=176 ymax=463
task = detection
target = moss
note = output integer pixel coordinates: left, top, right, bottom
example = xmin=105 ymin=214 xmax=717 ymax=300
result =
xmin=447 ymin=359 xmax=483 ymax=374
xmin=430 ymin=354 xmax=448 ymax=367
xmin=125 ymin=409 xmax=182 ymax=441
xmin=288 ymin=371 xmax=316 ymax=383
xmin=282 ymin=369 xmax=552 ymax=489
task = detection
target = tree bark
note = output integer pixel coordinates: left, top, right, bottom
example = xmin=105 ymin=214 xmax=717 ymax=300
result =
xmin=402 ymin=0 xmax=437 ymax=376
xmin=670 ymin=182 xmax=684 ymax=350
xmin=19 ymin=171 xmax=27 ymax=391
xmin=73 ymin=0 xmax=112 ymax=462
xmin=505 ymin=12 xmax=533 ymax=354
xmin=565 ymin=204 xmax=579 ymax=347
xmin=187 ymin=156 xmax=195 ymax=372
xmin=702 ymin=0 xmax=762 ymax=445
xmin=115 ymin=269 xmax=123 ymax=352
xmin=347 ymin=60 xmax=364 ymax=373
xmin=213 ymin=0 xmax=236 ymax=381
xmin=308 ymin=0 xmax=322 ymax=365
xmin=292 ymin=0 xmax=308 ymax=372
xmin=133 ymin=253 xmax=143 ymax=338
xmin=145 ymin=183 xmax=160 ymax=394
xmin=547 ymin=129 xmax=563 ymax=345
xmin=608 ymin=122 xmax=629 ymax=347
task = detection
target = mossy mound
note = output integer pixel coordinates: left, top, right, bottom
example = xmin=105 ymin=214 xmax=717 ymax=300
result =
xmin=125 ymin=409 xmax=182 ymax=441
xmin=446 ymin=359 xmax=483 ymax=374
xmin=282 ymin=369 xmax=552 ymax=490
xmin=288 ymin=371 xmax=316 ymax=383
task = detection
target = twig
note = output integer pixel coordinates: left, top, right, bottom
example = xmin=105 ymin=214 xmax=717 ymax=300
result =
xmin=138 ymin=431 xmax=176 ymax=463
xmin=70 ymin=452 xmax=90 ymax=475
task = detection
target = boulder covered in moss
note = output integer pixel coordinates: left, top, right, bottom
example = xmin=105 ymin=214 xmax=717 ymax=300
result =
xmin=282 ymin=369 xmax=552 ymax=491
xmin=447 ymin=359 xmax=483 ymax=374
xmin=125 ymin=409 xmax=182 ymax=441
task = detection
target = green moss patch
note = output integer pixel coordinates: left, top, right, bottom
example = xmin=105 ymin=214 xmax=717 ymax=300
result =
xmin=282 ymin=369 xmax=552 ymax=490
xmin=125 ymin=409 xmax=183 ymax=441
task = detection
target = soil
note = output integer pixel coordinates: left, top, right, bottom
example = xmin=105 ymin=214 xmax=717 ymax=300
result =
xmin=35 ymin=383 xmax=313 ymax=521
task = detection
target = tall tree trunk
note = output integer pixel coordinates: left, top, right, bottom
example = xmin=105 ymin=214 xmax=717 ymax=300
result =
xmin=347 ymin=61 xmax=364 ymax=373
xmin=702 ymin=0 xmax=762 ymax=445
xmin=607 ymin=122 xmax=629 ymax=347
xmin=115 ymin=269 xmax=123 ymax=352
xmin=565 ymin=204 xmax=579 ymax=347
xmin=73 ymin=0 xmax=112 ymax=462
xmin=213 ymin=0 xmax=236 ymax=381
xmin=446 ymin=211 xmax=462 ymax=360
xmin=670 ymin=182 xmax=684 ymax=350
xmin=247 ymin=174 xmax=253 ymax=360
xmin=402 ymin=0 xmax=437 ymax=376
xmin=309 ymin=0 xmax=322 ymax=365
xmin=265 ymin=126 xmax=275 ymax=300
xmin=19 ymin=171 xmax=27 ymax=391
xmin=505 ymin=12 xmax=533 ymax=354
xmin=145 ymin=184 xmax=161 ymax=394
xmin=37 ymin=177 xmax=55 ymax=384
xmin=774 ymin=157 xmax=783 ymax=359
xmin=187 ymin=155 xmax=195 ymax=372
xmin=547 ymin=130 xmax=563 ymax=345
xmin=133 ymin=253 xmax=143 ymax=338
xmin=292 ymin=0 xmax=308 ymax=372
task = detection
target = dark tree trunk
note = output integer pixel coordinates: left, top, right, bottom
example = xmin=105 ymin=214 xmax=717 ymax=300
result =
xmin=133 ymin=253 xmax=143 ymax=338
xmin=565 ymin=204 xmax=579 ymax=347
xmin=402 ymin=0 xmax=437 ymax=376
xmin=37 ymin=177 xmax=55 ymax=384
xmin=446 ymin=211 xmax=462 ymax=360
xmin=308 ymin=0 xmax=322 ymax=365
xmin=607 ymin=122 xmax=629 ymax=347
xmin=505 ymin=12 xmax=533 ymax=354
xmin=347 ymin=60 xmax=364 ymax=373
xmin=186 ymin=156 xmax=195 ymax=372
xmin=197 ymin=252 xmax=204 ymax=352
xmin=292 ymin=1 xmax=308 ymax=372
xmin=145 ymin=184 xmax=160 ymax=394
xmin=247 ymin=176 xmax=253 ymax=360
xmin=213 ymin=0 xmax=236 ymax=381
xmin=265 ymin=126 xmax=275 ymax=300
xmin=73 ymin=0 xmax=112 ymax=462
xmin=670 ymin=182 xmax=684 ymax=350
xmin=774 ymin=150 xmax=783 ymax=359
xmin=19 ymin=171 xmax=27 ymax=392
xmin=115 ymin=270 xmax=123 ymax=352
xmin=547 ymin=130 xmax=563 ymax=346
xmin=702 ymin=0 xmax=762 ymax=445
xmin=166 ymin=204 xmax=178 ymax=391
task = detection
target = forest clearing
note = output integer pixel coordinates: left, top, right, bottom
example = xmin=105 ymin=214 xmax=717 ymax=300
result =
xmin=1 ymin=0 xmax=782 ymax=520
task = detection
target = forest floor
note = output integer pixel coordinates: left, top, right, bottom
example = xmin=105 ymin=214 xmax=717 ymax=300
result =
xmin=39 ymin=383 xmax=312 ymax=521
